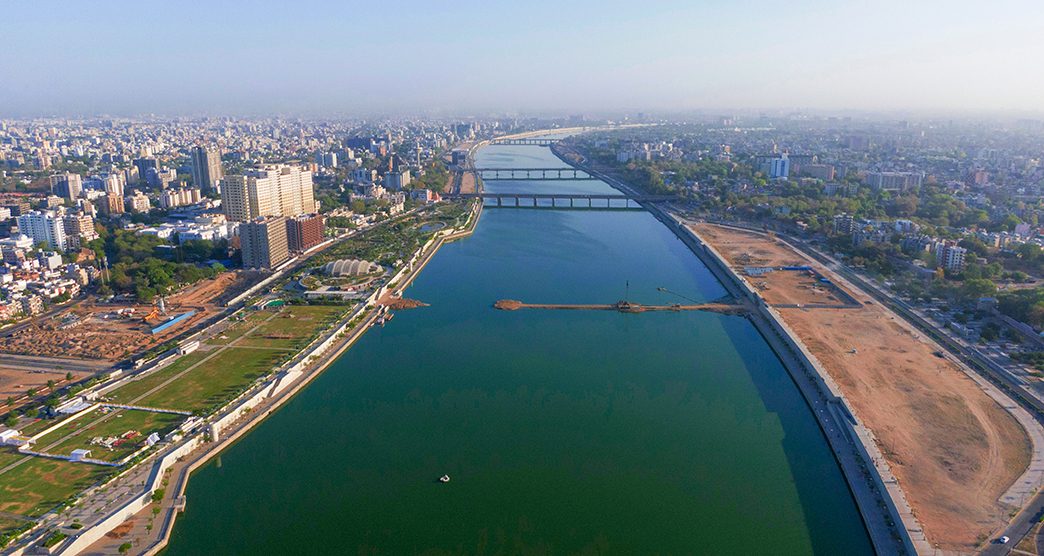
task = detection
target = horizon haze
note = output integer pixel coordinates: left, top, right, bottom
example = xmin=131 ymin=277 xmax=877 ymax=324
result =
xmin=2 ymin=0 xmax=1044 ymax=117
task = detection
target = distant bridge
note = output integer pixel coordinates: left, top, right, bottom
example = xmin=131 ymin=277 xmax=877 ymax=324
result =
xmin=445 ymin=192 xmax=677 ymax=209
xmin=475 ymin=167 xmax=596 ymax=181
xmin=489 ymin=138 xmax=559 ymax=146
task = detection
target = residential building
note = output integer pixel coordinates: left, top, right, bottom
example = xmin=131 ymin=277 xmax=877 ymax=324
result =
xmin=757 ymin=154 xmax=789 ymax=179
xmin=103 ymin=173 xmax=125 ymax=196
xmin=125 ymin=191 xmax=151 ymax=213
xmin=866 ymin=172 xmax=923 ymax=191
xmin=132 ymin=157 xmax=159 ymax=183
xmin=62 ymin=213 xmax=97 ymax=240
xmin=935 ymin=243 xmax=967 ymax=271
xmin=50 ymin=173 xmax=82 ymax=200
xmin=101 ymin=193 xmax=125 ymax=215
xmin=240 ymin=216 xmax=289 ymax=270
xmin=286 ymin=213 xmax=324 ymax=253
xmin=159 ymin=187 xmax=202 ymax=209
xmin=16 ymin=210 xmax=66 ymax=250
xmin=832 ymin=213 xmax=855 ymax=235
xmin=222 ymin=164 xmax=315 ymax=222
xmin=191 ymin=146 xmax=224 ymax=192
xmin=19 ymin=295 xmax=44 ymax=316
xmin=383 ymin=169 xmax=412 ymax=190
xmin=801 ymin=164 xmax=836 ymax=181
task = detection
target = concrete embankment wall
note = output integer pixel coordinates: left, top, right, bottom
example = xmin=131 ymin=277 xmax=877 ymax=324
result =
xmin=555 ymin=150 xmax=920 ymax=554
xmin=657 ymin=213 xmax=921 ymax=555
xmin=57 ymin=437 xmax=202 ymax=555
xmin=138 ymin=202 xmax=483 ymax=555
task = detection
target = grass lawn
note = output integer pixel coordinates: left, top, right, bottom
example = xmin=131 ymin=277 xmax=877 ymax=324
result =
xmin=0 ymin=449 xmax=111 ymax=518
xmin=133 ymin=347 xmax=290 ymax=413
xmin=106 ymin=351 xmax=209 ymax=405
xmin=17 ymin=414 xmax=77 ymax=438
xmin=207 ymin=311 xmax=275 ymax=346
xmin=235 ymin=305 xmax=346 ymax=350
xmin=35 ymin=409 xmax=185 ymax=463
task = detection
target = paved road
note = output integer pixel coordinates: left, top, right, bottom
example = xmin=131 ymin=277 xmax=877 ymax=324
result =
xmin=0 ymin=353 xmax=111 ymax=373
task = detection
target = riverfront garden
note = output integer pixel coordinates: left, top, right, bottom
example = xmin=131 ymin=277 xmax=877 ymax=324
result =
xmin=0 ymin=201 xmax=477 ymax=549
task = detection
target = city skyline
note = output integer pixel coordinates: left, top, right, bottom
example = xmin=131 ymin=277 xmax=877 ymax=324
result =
xmin=3 ymin=0 xmax=1044 ymax=117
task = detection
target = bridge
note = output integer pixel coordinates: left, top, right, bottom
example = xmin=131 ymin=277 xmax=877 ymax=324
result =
xmin=475 ymin=167 xmax=597 ymax=181
xmin=445 ymin=192 xmax=677 ymax=208
xmin=489 ymin=138 xmax=559 ymax=146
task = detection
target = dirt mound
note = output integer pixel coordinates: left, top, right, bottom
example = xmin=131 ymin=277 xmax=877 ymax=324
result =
xmin=380 ymin=297 xmax=429 ymax=310
xmin=494 ymin=299 xmax=523 ymax=310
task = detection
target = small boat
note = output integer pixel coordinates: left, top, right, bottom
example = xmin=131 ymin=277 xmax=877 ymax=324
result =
xmin=439 ymin=475 xmax=450 ymax=483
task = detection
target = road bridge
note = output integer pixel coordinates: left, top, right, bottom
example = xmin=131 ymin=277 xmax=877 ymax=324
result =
xmin=489 ymin=138 xmax=559 ymax=146
xmin=445 ymin=192 xmax=677 ymax=209
xmin=475 ymin=167 xmax=596 ymax=180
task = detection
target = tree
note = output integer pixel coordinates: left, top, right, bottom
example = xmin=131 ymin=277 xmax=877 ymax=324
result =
xmin=65 ymin=372 xmax=73 ymax=381
xmin=958 ymin=279 xmax=996 ymax=303
xmin=119 ymin=542 xmax=132 ymax=554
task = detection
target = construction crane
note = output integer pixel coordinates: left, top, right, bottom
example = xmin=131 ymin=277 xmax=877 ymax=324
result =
xmin=656 ymin=286 xmax=703 ymax=305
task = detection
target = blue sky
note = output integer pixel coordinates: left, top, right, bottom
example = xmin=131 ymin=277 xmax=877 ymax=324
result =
xmin=2 ymin=0 xmax=1043 ymax=116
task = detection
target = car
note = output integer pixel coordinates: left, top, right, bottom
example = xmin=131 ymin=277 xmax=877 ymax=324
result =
xmin=999 ymin=536 xmax=1010 ymax=544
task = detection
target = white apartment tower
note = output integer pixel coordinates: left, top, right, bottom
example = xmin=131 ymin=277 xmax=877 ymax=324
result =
xmin=16 ymin=210 xmax=67 ymax=251
xmin=221 ymin=165 xmax=315 ymax=222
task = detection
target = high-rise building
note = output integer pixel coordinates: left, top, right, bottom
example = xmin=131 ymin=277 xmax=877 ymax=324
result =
xmin=832 ymin=213 xmax=855 ymax=235
xmin=757 ymin=154 xmax=790 ymax=179
xmin=240 ymin=216 xmax=289 ymax=270
xmin=159 ymin=187 xmax=203 ymax=209
xmin=133 ymin=158 xmax=159 ymax=183
xmin=317 ymin=152 xmax=338 ymax=168
xmin=16 ymin=210 xmax=67 ymax=250
xmin=383 ymin=169 xmax=412 ymax=190
xmin=50 ymin=173 xmax=83 ymax=200
xmin=146 ymin=167 xmax=177 ymax=189
xmin=935 ymin=243 xmax=967 ymax=272
xmin=62 ymin=213 xmax=97 ymax=239
xmin=191 ymin=146 xmax=224 ymax=193
xmin=221 ymin=165 xmax=315 ymax=222
xmin=125 ymin=191 xmax=152 ymax=213
xmin=103 ymin=174 xmax=125 ymax=196
xmin=866 ymin=172 xmax=923 ymax=191
xmin=101 ymin=193 xmax=125 ymax=215
xmin=286 ymin=214 xmax=325 ymax=253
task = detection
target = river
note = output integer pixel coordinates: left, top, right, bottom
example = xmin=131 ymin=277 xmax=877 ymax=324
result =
xmin=162 ymin=143 xmax=872 ymax=554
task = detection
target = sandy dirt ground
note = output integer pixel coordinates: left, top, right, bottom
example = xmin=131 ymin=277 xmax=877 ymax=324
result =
xmin=0 ymin=311 xmax=155 ymax=361
xmin=0 ymin=272 xmax=247 ymax=363
xmin=0 ymin=368 xmax=94 ymax=399
xmin=693 ymin=223 xmax=1032 ymax=552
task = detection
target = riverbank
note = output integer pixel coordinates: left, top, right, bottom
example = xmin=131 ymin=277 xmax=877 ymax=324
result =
xmin=550 ymin=143 xmax=917 ymax=554
xmin=36 ymin=201 xmax=483 ymax=556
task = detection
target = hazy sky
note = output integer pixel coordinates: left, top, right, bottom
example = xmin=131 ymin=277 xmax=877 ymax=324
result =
xmin=2 ymin=0 xmax=1044 ymax=116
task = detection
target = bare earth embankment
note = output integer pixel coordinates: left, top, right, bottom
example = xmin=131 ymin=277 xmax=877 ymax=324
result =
xmin=693 ymin=223 xmax=1031 ymax=552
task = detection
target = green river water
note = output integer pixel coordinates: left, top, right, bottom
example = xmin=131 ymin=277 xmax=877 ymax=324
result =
xmin=162 ymin=144 xmax=872 ymax=555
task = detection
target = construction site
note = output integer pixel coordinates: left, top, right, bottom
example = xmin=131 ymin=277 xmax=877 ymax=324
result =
xmin=691 ymin=222 xmax=1033 ymax=552
xmin=0 ymin=271 xmax=250 ymax=363
xmin=0 ymin=271 xmax=261 ymax=414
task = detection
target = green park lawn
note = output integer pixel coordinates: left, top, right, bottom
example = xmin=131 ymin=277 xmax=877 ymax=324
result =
xmin=131 ymin=346 xmax=291 ymax=413
xmin=0 ymin=449 xmax=111 ymax=518
xmin=35 ymin=409 xmax=185 ymax=463
xmin=234 ymin=305 xmax=346 ymax=350
xmin=106 ymin=351 xmax=209 ymax=405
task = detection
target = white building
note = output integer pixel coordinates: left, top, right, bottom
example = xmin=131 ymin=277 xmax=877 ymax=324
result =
xmin=15 ymin=211 xmax=67 ymax=250
xmin=221 ymin=165 xmax=315 ymax=222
